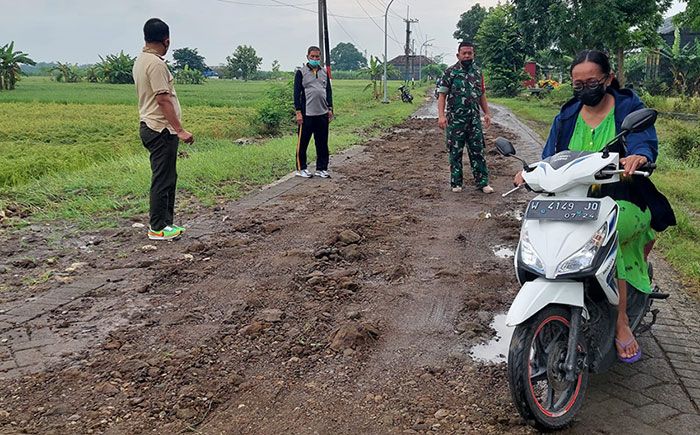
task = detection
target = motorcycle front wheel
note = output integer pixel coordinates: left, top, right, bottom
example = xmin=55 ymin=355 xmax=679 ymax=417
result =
xmin=507 ymin=305 xmax=588 ymax=430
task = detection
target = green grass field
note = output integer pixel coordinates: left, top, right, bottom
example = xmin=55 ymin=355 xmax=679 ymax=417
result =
xmin=0 ymin=77 xmax=426 ymax=226
xmin=492 ymin=97 xmax=700 ymax=284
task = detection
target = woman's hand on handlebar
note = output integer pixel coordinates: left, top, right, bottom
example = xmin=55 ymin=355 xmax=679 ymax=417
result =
xmin=513 ymin=171 xmax=525 ymax=187
xmin=620 ymin=154 xmax=648 ymax=176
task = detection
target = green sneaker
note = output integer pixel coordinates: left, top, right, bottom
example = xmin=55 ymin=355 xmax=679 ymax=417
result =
xmin=170 ymin=224 xmax=186 ymax=234
xmin=148 ymin=225 xmax=182 ymax=240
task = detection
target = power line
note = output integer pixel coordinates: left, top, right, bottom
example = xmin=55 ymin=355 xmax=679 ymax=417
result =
xmin=367 ymin=0 xmax=404 ymax=20
xmin=266 ymin=0 xmax=383 ymax=19
xmin=415 ymin=22 xmax=426 ymax=45
xmin=387 ymin=20 xmax=402 ymax=46
xmin=216 ymin=0 xmax=316 ymax=7
xmin=353 ymin=0 xmax=403 ymax=47
xmin=354 ymin=0 xmax=383 ymax=31
xmin=217 ymin=0 xmax=384 ymax=19
xmin=330 ymin=15 xmax=366 ymax=53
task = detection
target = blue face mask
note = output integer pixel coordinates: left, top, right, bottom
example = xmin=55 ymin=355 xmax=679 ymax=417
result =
xmin=308 ymin=59 xmax=321 ymax=67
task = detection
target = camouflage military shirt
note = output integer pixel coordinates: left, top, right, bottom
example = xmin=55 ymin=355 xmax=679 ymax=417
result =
xmin=437 ymin=62 xmax=485 ymax=123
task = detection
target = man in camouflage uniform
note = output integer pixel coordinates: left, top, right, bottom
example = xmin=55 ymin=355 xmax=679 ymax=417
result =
xmin=437 ymin=41 xmax=493 ymax=194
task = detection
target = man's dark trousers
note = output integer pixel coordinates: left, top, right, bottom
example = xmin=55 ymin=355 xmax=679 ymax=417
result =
xmin=296 ymin=114 xmax=329 ymax=171
xmin=140 ymin=122 xmax=179 ymax=231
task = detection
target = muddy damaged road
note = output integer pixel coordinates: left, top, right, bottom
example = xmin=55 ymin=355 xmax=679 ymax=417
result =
xmin=2 ymin=111 xmax=537 ymax=434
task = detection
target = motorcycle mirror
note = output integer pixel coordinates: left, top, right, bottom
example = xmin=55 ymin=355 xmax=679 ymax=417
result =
xmin=495 ymin=137 xmax=516 ymax=156
xmin=621 ymin=108 xmax=658 ymax=133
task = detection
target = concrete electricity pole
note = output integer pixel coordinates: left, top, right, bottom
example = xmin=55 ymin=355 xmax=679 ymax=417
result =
xmin=383 ymin=0 xmax=396 ymax=103
xmin=317 ymin=0 xmax=325 ymax=64
xmin=322 ymin=0 xmax=330 ymax=77
xmin=403 ymin=8 xmax=418 ymax=82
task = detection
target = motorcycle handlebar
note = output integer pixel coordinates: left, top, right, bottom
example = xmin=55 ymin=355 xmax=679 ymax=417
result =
xmin=600 ymin=169 xmax=652 ymax=178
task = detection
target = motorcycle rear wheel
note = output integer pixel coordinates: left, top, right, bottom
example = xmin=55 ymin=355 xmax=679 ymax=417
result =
xmin=507 ymin=305 xmax=589 ymax=430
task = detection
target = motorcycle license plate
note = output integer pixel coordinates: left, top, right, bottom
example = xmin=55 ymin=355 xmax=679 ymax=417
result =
xmin=525 ymin=200 xmax=600 ymax=221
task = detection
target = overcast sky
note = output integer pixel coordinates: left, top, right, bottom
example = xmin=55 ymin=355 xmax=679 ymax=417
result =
xmin=3 ymin=0 xmax=688 ymax=70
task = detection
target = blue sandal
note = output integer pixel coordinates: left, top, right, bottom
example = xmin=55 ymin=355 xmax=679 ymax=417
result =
xmin=615 ymin=337 xmax=642 ymax=363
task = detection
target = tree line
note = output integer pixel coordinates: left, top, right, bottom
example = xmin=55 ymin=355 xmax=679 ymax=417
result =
xmin=4 ymin=39 xmax=432 ymax=92
xmin=455 ymin=0 xmax=700 ymax=97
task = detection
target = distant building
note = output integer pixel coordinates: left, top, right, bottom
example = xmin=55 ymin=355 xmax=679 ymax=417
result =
xmin=387 ymin=55 xmax=435 ymax=81
xmin=203 ymin=69 xmax=220 ymax=79
xmin=646 ymin=15 xmax=700 ymax=83
xmin=659 ymin=15 xmax=700 ymax=47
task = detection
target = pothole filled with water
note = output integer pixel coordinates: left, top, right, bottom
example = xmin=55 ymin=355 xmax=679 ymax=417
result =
xmin=492 ymin=245 xmax=515 ymax=259
xmin=469 ymin=314 xmax=514 ymax=364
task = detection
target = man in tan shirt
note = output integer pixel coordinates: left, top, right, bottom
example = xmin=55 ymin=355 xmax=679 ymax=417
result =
xmin=133 ymin=18 xmax=194 ymax=240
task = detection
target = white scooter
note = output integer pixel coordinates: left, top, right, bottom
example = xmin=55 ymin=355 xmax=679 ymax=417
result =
xmin=496 ymin=108 xmax=668 ymax=430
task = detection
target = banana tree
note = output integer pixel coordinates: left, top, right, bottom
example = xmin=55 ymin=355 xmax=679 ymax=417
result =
xmin=96 ymin=51 xmax=136 ymax=84
xmin=0 ymin=41 xmax=36 ymax=90
xmin=52 ymin=62 xmax=82 ymax=83
xmin=360 ymin=56 xmax=400 ymax=100
xmin=660 ymin=27 xmax=700 ymax=96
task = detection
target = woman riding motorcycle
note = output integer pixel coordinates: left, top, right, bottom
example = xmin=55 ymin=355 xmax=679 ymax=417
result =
xmin=513 ymin=50 xmax=675 ymax=363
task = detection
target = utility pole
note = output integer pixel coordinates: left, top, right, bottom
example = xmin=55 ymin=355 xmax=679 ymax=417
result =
xmin=322 ymin=0 xmax=331 ymax=77
xmin=383 ymin=0 xmax=396 ymax=103
xmin=403 ymin=7 xmax=418 ymax=82
xmin=317 ymin=0 xmax=325 ymax=64
xmin=411 ymin=39 xmax=415 ymax=82
xmin=418 ymin=36 xmax=434 ymax=82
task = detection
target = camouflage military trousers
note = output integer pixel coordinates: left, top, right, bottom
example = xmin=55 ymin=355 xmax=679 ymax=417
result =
xmin=446 ymin=117 xmax=489 ymax=188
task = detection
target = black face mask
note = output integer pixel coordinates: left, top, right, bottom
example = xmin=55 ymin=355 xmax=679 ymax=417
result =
xmin=460 ymin=60 xmax=473 ymax=69
xmin=574 ymin=85 xmax=607 ymax=107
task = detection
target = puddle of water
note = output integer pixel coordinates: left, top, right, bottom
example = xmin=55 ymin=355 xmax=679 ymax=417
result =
xmin=492 ymin=245 xmax=515 ymax=259
xmin=470 ymin=314 xmax=514 ymax=364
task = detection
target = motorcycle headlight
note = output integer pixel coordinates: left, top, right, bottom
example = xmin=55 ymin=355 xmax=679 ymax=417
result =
xmin=519 ymin=230 xmax=545 ymax=275
xmin=555 ymin=222 xmax=608 ymax=277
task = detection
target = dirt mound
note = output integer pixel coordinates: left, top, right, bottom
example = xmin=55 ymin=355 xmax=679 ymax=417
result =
xmin=329 ymin=321 xmax=380 ymax=351
xmin=0 ymin=117 xmax=532 ymax=434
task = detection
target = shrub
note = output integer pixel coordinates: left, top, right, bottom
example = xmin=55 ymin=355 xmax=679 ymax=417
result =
xmin=175 ymin=65 xmax=205 ymax=85
xmin=546 ymin=83 xmax=573 ymax=106
xmin=667 ymin=124 xmax=700 ymax=164
xmin=51 ymin=62 xmax=82 ymax=83
xmin=96 ymin=51 xmax=135 ymax=84
xmin=642 ymin=78 xmax=670 ymax=96
xmin=330 ymin=70 xmax=361 ymax=80
xmin=672 ymin=97 xmax=700 ymax=115
xmin=487 ymin=66 xmax=524 ymax=97
xmin=639 ymin=90 xmax=666 ymax=110
xmin=255 ymin=80 xmax=295 ymax=135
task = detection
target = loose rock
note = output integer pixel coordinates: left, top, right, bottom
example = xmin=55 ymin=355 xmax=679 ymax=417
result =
xmin=434 ymin=409 xmax=450 ymax=420
xmin=259 ymin=308 xmax=283 ymax=323
xmin=337 ymin=229 xmax=362 ymax=245
xmin=239 ymin=321 xmax=265 ymax=335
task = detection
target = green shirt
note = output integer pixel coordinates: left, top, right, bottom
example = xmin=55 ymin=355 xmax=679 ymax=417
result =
xmin=569 ymin=107 xmax=616 ymax=152
xmin=568 ymin=105 xmax=654 ymax=293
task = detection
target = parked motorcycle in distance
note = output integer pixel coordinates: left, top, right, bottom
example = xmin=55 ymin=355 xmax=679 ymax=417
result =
xmin=398 ymin=85 xmax=413 ymax=103
xmin=496 ymin=108 xmax=669 ymax=430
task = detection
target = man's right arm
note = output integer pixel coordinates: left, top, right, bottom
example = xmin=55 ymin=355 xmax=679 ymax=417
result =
xmin=294 ymin=69 xmax=304 ymax=125
xmin=437 ymin=94 xmax=448 ymax=129
xmin=148 ymin=62 xmax=193 ymax=143
xmin=155 ymin=93 xmax=194 ymax=144
xmin=436 ymin=68 xmax=451 ymax=129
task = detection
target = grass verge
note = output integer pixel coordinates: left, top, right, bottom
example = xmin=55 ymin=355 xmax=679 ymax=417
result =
xmin=0 ymin=78 xmax=427 ymax=227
